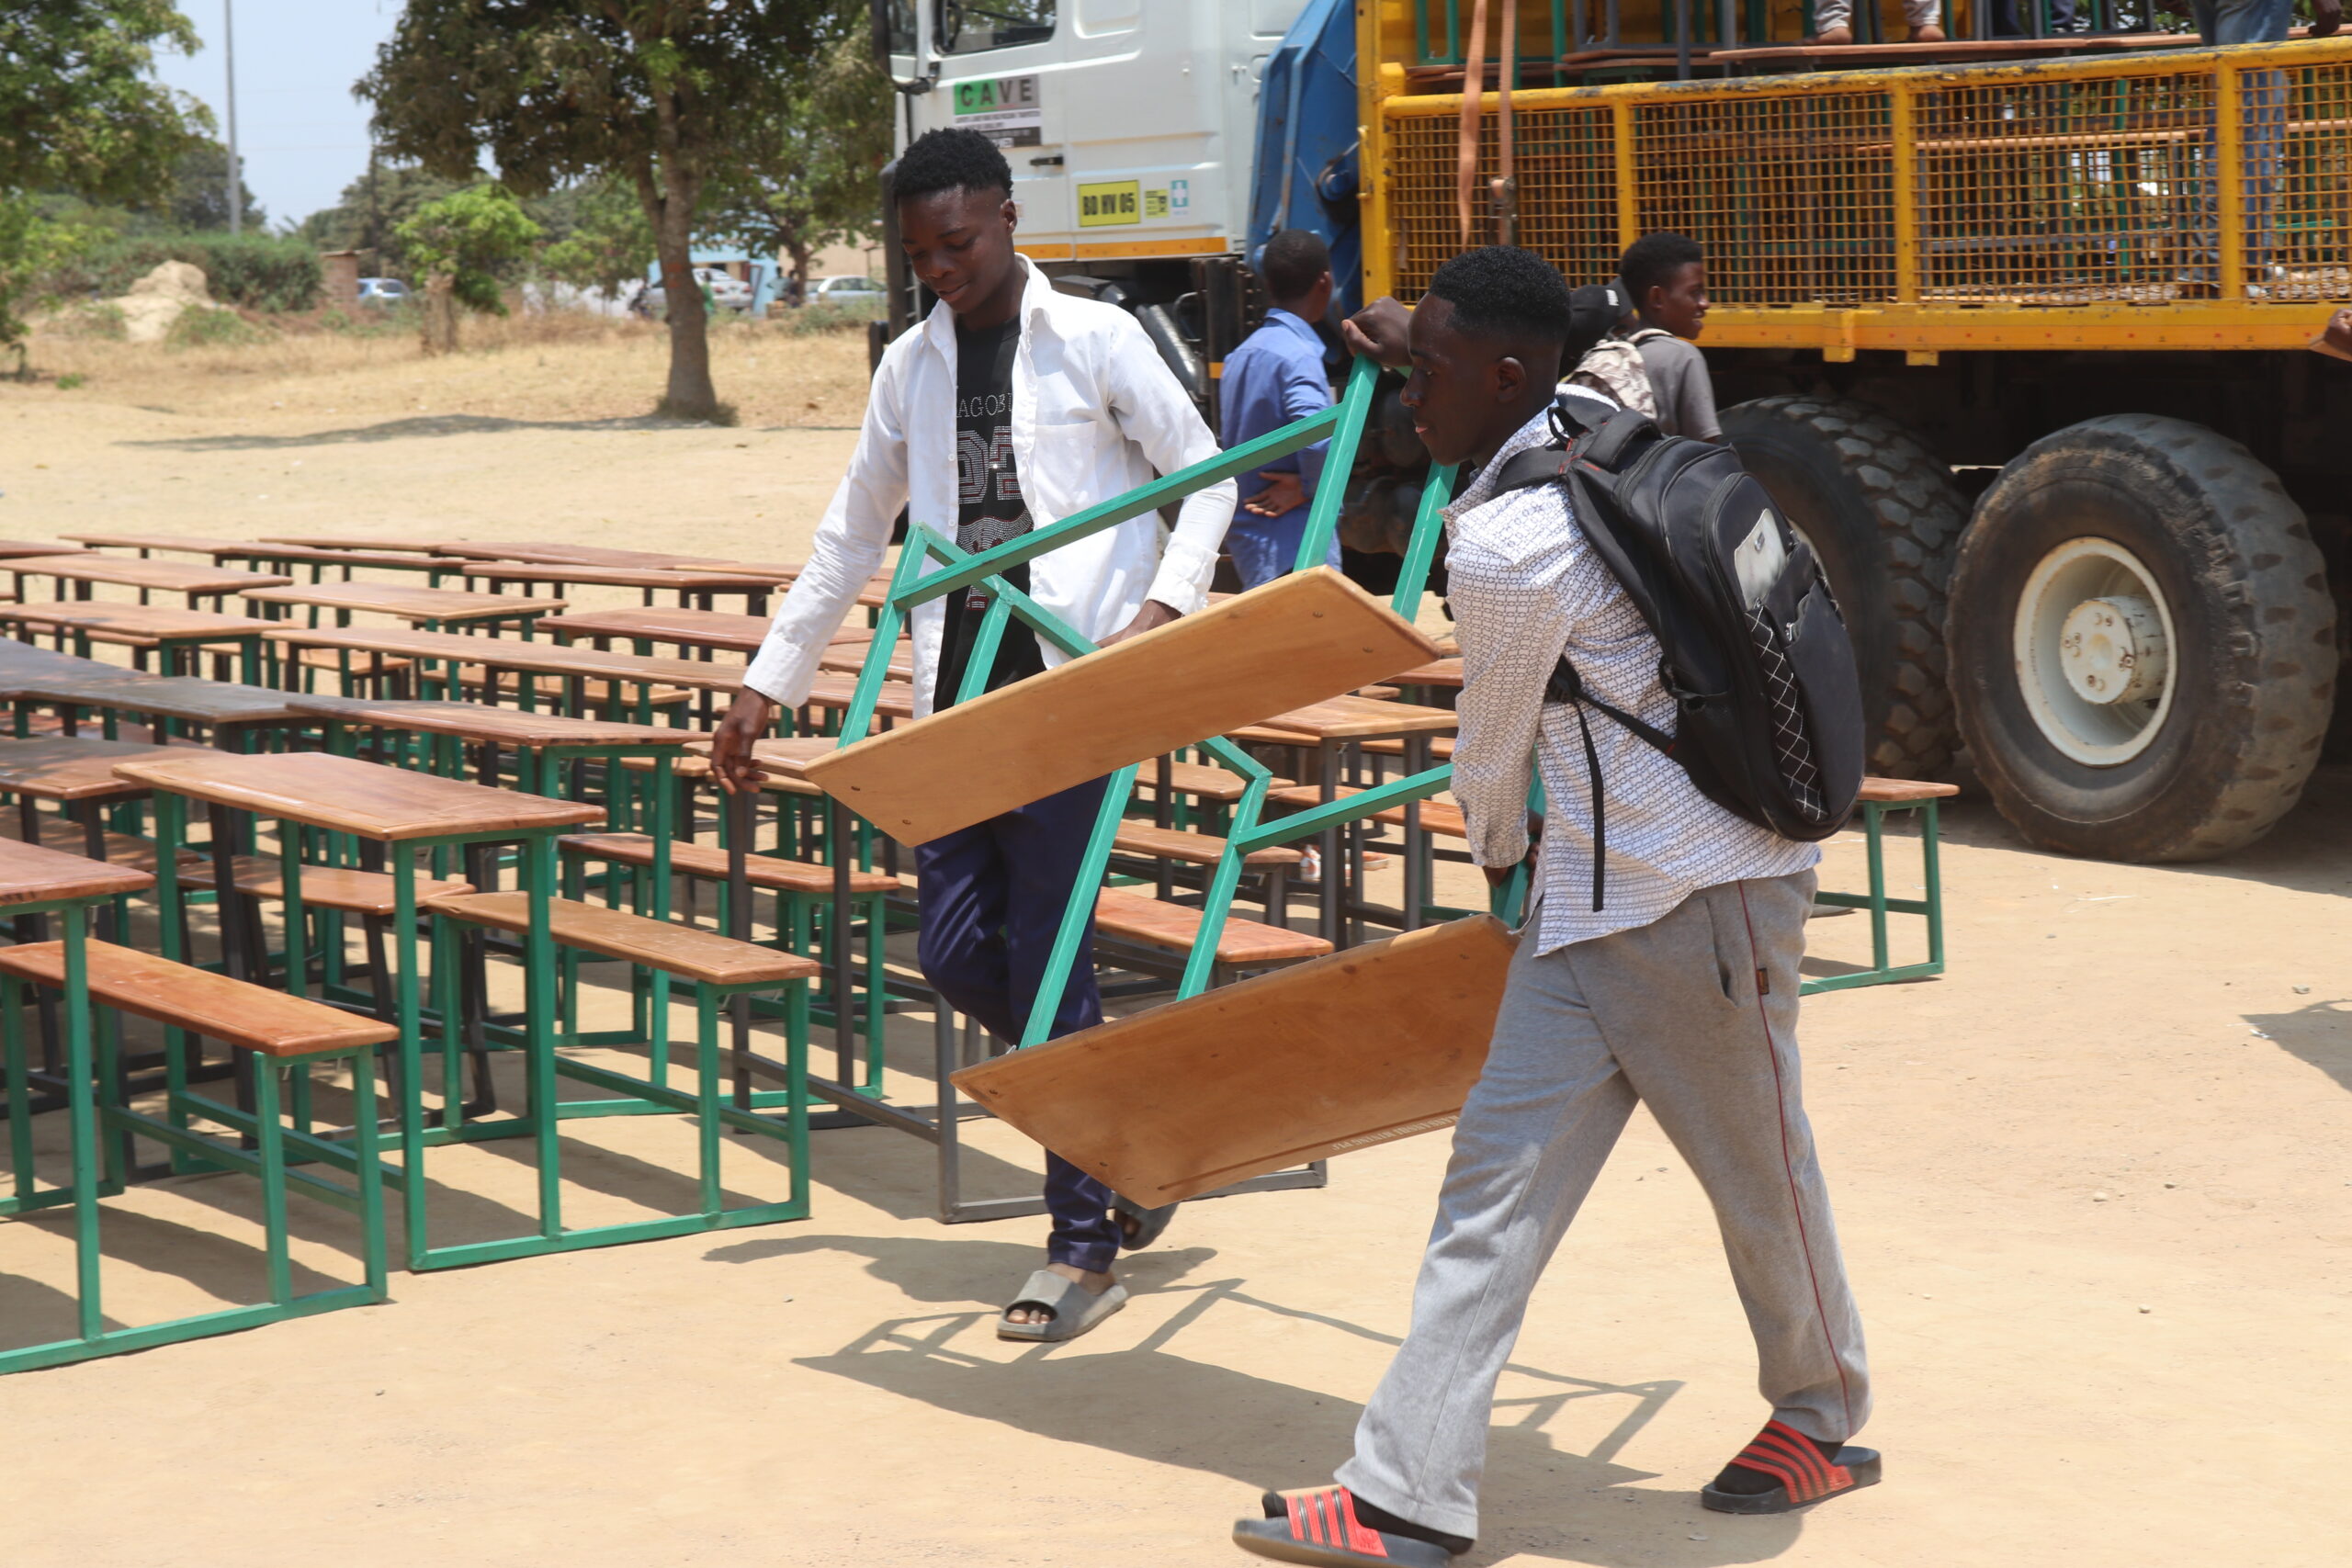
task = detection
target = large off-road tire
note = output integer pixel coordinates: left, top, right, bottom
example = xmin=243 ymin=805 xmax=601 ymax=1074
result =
xmin=1721 ymin=396 xmax=1964 ymax=778
xmin=1946 ymin=414 xmax=2335 ymax=862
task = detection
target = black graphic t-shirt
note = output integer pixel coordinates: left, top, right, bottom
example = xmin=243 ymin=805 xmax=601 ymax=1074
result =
xmin=933 ymin=317 xmax=1046 ymax=712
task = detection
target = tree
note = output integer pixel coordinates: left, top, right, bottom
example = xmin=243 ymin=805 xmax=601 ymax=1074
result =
xmin=296 ymin=162 xmax=463 ymax=278
xmin=151 ymin=137 xmax=267 ymax=232
xmin=538 ymin=179 xmax=656 ymax=299
xmin=702 ymin=29 xmax=889 ymax=301
xmin=361 ymin=1 xmax=842 ymax=422
xmin=394 ymin=185 xmax=541 ymax=352
xmin=0 ymin=0 xmax=205 ymax=347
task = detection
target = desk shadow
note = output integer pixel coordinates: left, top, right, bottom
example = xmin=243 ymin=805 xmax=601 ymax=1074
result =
xmin=703 ymin=1230 xmax=1220 ymax=1306
xmin=121 ymin=413 xmax=730 ymax=451
xmin=2245 ymin=998 xmax=2352 ymax=1093
xmin=799 ymin=1117 xmax=1048 ymax=1224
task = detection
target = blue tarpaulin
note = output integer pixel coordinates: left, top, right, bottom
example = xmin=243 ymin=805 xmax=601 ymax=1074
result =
xmin=1247 ymin=0 xmax=1363 ymax=318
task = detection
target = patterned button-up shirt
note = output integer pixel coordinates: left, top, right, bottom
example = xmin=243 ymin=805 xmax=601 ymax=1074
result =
xmin=1446 ymin=407 xmax=1816 ymax=953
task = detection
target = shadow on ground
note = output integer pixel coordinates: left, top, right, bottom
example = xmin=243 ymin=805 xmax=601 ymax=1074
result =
xmin=121 ymin=413 xmax=743 ymax=451
xmin=737 ymin=1233 xmax=1803 ymax=1567
xmin=2245 ymin=998 xmax=2352 ymax=1094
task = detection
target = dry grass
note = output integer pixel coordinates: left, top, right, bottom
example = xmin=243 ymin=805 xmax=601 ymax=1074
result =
xmin=19 ymin=310 xmax=874 ymax=429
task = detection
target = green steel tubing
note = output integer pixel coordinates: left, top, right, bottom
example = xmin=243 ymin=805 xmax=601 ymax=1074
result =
xmin=899 ymin=398 xmax=1348 ymax=609
xmin=1019 ymin=761 xmax=1142 ymax=1047
xmin=1293 ymin=358 xmax=1382 ymax=572
xmin=1389 ymin=464 xmax=1458 ymax=623
xmin=834 ymin=527 xmax=945 ymax=742
xmin=956 ymin=588 xmax=1017 ymax=707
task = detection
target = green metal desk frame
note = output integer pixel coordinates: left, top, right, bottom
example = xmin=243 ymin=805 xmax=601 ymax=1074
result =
xmin=1801 ymin=793 xmax=1948 ymax=995
xmin=0 ymin=897 xmax=387 ymax=1374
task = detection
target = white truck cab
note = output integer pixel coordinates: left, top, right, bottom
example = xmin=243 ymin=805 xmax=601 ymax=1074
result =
xmin=877 ymin=1 xmax=1308 ymax=292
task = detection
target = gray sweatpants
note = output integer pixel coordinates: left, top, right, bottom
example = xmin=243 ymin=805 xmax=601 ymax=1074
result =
xmin=1335 ymin=872 xmax=1869 ymax=1540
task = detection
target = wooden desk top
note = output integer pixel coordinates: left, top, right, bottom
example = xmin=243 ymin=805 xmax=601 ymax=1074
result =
xmin=1388 ymin=657 xmax=1464 ymax=689
xmin=817 ymin=642 xmax=913 ymax=680
xmin=288 ymin=694 xmax=699 ymax=750
xmin=230 ymin=544 xmax=476 ymax=572
xmin=663 ymin=559 xmax=898 ymax=609
xmin=0 ymin=834 xmax=155 ymax=906
xmin=0 ymin=541 xmax=86 ymax=561
xmin=795 ymin=671 xmax=920 ymax=721
xmin=62 ymin=532 xmax=271 ymax=557
xmin=243 ymin=581 xmax=561 ymax=625
xmin=5 ymin=554 xmax=293 ymax=596
xmin=1 ymin=602 xmax=271 ymax=642
xmin=0 ymin=736 xmax=186 ymax=800
xmin=681 ymin=733 xmax=834 ymax=780
xmin=113 ymin=749 xmax=604 ymax=841
xmin=263 ymin=623 xmax=751 ymax=694
xmin=6 ymin=669 xmax=307 ymax=724
xmin=257 ymin=535 xmax=447 ymax=554
xmin=540 ymin=606 xmax=774 ymax=653
xmin=429 ymin=540 xmax=686 ymax=569
xmin=1245 ymin=694 xmax=1459 ymax=741
xmin=456 ymin=561 xmax=787 ymax=592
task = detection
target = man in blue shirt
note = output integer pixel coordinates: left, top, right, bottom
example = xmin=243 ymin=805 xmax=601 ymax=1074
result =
xmin=1220 ymin=229 xmax=1343 ymax=590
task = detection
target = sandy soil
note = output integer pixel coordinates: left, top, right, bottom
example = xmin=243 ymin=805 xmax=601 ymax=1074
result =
xmin=1 ymin=339 xmax=2348 ymax=1568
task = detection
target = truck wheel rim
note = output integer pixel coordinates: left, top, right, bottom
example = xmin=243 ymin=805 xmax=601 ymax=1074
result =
xmin=2013 ymin=536 xmax=2177 ymax=766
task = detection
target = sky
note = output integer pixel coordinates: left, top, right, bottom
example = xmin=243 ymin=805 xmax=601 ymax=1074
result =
xmin=150 ymin=1 xmax=403 ymax=231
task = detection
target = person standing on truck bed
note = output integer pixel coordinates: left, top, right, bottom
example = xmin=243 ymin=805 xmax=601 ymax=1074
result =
xmin=1229 ymin=247 xmax=1872 ymax=1567
xmin=709 ymin=128 xmax=1236 ymax=1343
xmin=1218 ymin=228 xmax=1344 ymax=591
xmin=1815 ymin=0 xmax=1943 ymax=43
xmin=1619 ymin=231 xmax=1723 ymax=445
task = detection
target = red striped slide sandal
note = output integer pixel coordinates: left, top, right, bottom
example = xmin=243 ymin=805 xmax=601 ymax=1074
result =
xmin=1700 ymin=1418 xmax=1883 ymax=1515
xmin=1231 ymin=1486 xmax=1459 ymax=1566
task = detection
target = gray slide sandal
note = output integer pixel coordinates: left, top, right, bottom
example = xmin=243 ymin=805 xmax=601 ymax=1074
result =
xmin=996 ymin=1269 xmax=1130 ymax=1342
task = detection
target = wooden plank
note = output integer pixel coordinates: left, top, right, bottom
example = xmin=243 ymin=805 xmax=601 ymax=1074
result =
xmin=0 ymin=737 xmax=183 ymax=801
xmin=233 ymin=545 xmax=475 ymax=572
xmin=258 ymin=534 xmax=447 ymax=553
xmin=1250 ymin=694 xmax=1458 ymax=740
xmin=287 ymin=694 xmax=698 ymax=750
xmin=110 ymin=750 xmax=604 ymax=841
xmin=425 ymin=891 xmax=820 ymax=986
xmin=1857 ymin=776 xmax=1960 ymax=803
xmin=428 ymin=540 xmax=685 ymax=568
xmin=0 ymin=541 xmax=87 ymax=560
xmin=560 ymin=832 xmax=899 ymax=896
xmin=1 ymin=602 xmax=271 ymax=643
xmin=0 ymin=835 xmax=155 ymax=905
xmin=6 ymin=554 xmax=293 ymax=596
xmin=456 ymin=561 xmax=785 ymax=592
xmin=954 ymin=915 xmax=1515 ymax=1203
xmin=1092 ymin=886 xmax=1331 ymax=964
xmin=803 ymin=570 xmax=1442 ymax=844
xmin=0 ymin=940 xmax=400 ymax=1056
xmin=243 ymin=581 xmax=560 ymax=625
xmin=6 ymin=670 xmax=307 ymax=725
xmin=176 ymin=854 xmax=472 ymax=916
xmin=61 ymin=532 xmax=264 ymax=557
xmin=540 ymin=607 xmax=774 ymax=654
xmin=259 ymin=624 xmax=751 ymax=694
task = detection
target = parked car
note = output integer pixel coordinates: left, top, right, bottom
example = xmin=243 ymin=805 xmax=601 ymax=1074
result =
xmin=640 ymin=266 xmax=754 ymax=318
xmin=811 ymin=276 xmax=884 ymax=306
xmin=356 ymin=277 xmax=409 ymax=308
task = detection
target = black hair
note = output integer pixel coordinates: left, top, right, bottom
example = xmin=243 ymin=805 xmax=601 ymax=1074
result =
xmin=1259 ymin=229 xmax=1331 ymax=305
xmin=891 ymin=128 xmax=1013 ymax=205
xmin=1618 ymin=231 xmax=1705 ymax=303
xmin=1425 ymin=245 xmax=1575 ymax=347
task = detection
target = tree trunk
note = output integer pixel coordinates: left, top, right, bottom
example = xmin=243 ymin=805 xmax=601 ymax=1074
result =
xmin=785 ymin=240 xmax=811 ymax=306
xmin=420 ymin=274 xmax=458 ymax=355
xmin=645 ymin=100 xmax=718 ymax=422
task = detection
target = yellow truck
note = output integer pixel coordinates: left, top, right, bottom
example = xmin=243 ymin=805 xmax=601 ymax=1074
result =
xmin=883 ymin=2 xmax=2351 ymax=861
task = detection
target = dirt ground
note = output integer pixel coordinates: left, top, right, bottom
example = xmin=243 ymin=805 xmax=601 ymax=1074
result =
xmin=1 ymin=333 xmax=2348 ymax=1568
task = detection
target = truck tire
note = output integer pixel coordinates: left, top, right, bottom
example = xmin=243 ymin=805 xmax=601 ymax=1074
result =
xmin=1721 ymin=396 xmax=1962 ymax=779
xmin=1946 ymin=414 xmax=2334 ymax=862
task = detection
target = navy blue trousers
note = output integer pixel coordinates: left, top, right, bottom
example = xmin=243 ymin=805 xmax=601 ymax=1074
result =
xmin=914 ymin=776 xmax=1123 ymax=1273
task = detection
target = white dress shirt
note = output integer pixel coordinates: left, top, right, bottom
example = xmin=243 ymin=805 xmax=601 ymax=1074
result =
xmin=742 ymin=254 xmax=1237 ymax=716
xmin=1446 ymin=407 xmax=1817 ymax=954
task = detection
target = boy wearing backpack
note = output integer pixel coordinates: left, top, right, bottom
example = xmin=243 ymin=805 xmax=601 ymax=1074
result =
xmin=1229 ymin=247 xmax=1872 ymax=1567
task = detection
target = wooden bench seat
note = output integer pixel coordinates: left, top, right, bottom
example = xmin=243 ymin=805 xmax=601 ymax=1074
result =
xmin=1134 ymin=761 xmax=1295 ymax=805
xmin=175 ymin=854 xmax=472 ymax=916
xmin=456 ymin=668 xmax=693 ymax=707
xmin=0 ymin=939 xmax=400 ymax=1056
xmin=1114 ymin=821 xmax=1302 ymax=869
xmin=1093 ymin=886 xmax=1331 ymax=966
xmin=560 ymin=832 xmax=898 ymax=896
xmin=1857 ymin=776 xmax=1961 ymax=802
xmin=5 ymin=814 xmax=168 ymax=871
xmin=616 ymin=750 xmax=824 ymax=798
xmin=1269 ymin=783 xmax=1467 ymax=839
xmin=424 ymin=891 xmax=820 ymax=987
xmin=1358 ymin=734 xmax=1456 ymax=761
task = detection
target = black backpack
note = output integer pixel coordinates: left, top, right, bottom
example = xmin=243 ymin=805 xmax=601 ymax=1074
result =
xmin=1491 ymin=399 xmax=1864 ymax=909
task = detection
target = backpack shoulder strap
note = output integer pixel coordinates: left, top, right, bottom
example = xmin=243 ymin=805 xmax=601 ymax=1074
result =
xmin=1491 ymin=439 xmax=1572 ymax=497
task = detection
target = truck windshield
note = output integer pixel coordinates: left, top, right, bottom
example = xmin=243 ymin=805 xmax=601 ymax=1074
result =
xmin=935 ymin=0 xmax=1053 ymax=53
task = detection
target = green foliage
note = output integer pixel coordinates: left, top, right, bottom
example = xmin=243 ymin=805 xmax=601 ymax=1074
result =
xmin=703 ymin=27 xmax=890 ymax=288
xmin=776 ymin=299 xmax=880 ymax=337
xmin=361 ymin=0 xmax=849 ymax=417
xmin=141 ymin=135 xmax=267 ymax=232
xmin=54 ymin=231 xmax=323 ymax=311
xmin=0 ymin=2 xmax=207 ymax=203
xmin=394 ymin=186 xmax=542 ymax=313
xmin=54 ymin=372 xmax=85 ymax=389
xmin=294 ymin=162 xmax=464 ymax=279
xmin=539 ymin=180 xmax=657 ymax=297
xmin=0 ymin=196 xmax=96 ymax=347
xmin=164 ymin=304 xmax=271 ymax=349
